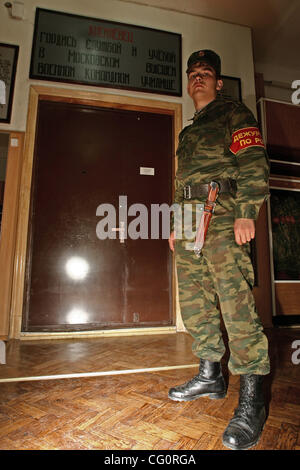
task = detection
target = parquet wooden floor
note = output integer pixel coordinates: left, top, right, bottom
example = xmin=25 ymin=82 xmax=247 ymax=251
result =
xmin=0 ymin=333 xmax=198 ymax=382
xmin=0 ymin=328 xmax=299 ymax=450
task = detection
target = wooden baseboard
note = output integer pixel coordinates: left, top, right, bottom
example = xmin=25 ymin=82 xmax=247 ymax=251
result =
xmin=19 ymin=326 xmax=177 ymax=341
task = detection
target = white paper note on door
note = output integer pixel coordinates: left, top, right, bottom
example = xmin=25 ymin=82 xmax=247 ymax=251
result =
xmin=140 ymin=167 xmax=155 ymax=176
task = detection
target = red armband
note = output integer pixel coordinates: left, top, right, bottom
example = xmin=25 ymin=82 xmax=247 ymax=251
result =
xmin=230 ymin=127 xmax=265 ymax=155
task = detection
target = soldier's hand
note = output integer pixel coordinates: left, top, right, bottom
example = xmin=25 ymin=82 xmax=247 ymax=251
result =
xmin=168 ymin=231 xmax=176 ymax=252
xmin=234 ymin=218 xmax=255 ymax=245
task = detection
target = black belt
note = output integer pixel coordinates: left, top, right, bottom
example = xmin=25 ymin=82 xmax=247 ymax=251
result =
xmin=183 ymin=179 xmax=236 ymax=200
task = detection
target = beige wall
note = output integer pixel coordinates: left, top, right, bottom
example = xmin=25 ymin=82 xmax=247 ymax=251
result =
xmin=0 ymin=0 xmax=257 ymax=133
xmin=255 ymin=61 xmax=300 ymax=103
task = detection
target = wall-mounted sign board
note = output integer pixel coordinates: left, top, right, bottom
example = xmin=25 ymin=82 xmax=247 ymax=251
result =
xmin=30 ymin=8 xmax=182 ymax=96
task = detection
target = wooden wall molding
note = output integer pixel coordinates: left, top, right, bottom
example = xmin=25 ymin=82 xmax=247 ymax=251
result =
xmin=0 ymin=131 xmax=24 ymax=339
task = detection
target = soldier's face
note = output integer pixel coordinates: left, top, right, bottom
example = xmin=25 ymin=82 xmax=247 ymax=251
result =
xmin=187 ymin=63 xmax=223 ymax=101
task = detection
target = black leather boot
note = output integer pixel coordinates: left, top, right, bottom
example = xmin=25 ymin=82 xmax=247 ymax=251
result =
xmin=168 ymin=359 xmax=226 ymax=402
xmin=222 ymin=374 xmax=266 ymax=450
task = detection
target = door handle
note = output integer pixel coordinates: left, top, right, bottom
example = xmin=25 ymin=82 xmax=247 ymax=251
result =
xmin=111 ymin=221 xmax=125 ymax=243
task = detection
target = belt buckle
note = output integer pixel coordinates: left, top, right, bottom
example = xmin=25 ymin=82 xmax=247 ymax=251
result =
xmin=210 ymin=181 xmax=220 ymax=191
xmin=183 ymin=185 xmax=191 ymax=200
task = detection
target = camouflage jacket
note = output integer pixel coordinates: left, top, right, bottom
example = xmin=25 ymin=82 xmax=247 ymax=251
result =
xmin=174 ymin=96 xmax=270 ymax=221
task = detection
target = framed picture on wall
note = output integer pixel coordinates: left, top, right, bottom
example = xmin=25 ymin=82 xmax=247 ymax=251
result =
xmin=219 ymin=75 xmax=242 ymax=102
xmin=0 ymin=43 xmax=19 ymax=123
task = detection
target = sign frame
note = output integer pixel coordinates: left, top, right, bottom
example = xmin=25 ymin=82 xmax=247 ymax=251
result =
xmin=0 ymin=43 xmax=19 ymax=123
xmin=29 ymin=8 xmax=182 ymax=97
xmin=219 ymin=75 xmax=242 ymax=102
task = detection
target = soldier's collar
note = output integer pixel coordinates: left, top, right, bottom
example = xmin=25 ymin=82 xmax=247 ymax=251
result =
xmin=190 ymin=96 xmax=222 ymax=121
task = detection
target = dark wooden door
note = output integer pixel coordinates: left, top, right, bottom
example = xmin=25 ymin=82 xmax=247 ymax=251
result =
xmin=23 ymin=100 xmax=173 ymax=331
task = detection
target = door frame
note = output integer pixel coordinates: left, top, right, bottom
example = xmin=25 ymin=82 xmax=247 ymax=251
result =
xmin=9 ymin=85 xmax=183 ymax=340
xmin=0 ymin=131 xmax=24 ymax=340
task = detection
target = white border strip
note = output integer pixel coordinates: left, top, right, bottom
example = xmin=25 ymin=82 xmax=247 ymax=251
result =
xmin=257 ymin=97 xmax=298 ymax=107
xmin=0 ymin=363 xmax=199 ymax=384
xmin=270 ymin=185 xmax=300 ymax=192
xmin=274 ymin=280 xmax=300 ymax=283
xmin=20 ymin=326 xmax=177 ymax=341
xmin=270 ymin=159 xmax=300 ymax=166
xmin=270 ymin=177 xmax=300 ymax=183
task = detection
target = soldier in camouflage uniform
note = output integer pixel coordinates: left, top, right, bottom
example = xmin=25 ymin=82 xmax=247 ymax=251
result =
xmin=168 ymin=50 xmax=270 ymax=450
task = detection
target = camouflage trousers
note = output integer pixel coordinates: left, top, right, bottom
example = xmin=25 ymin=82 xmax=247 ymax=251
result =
xmin=175 ymin=209 xmax=270 ymax=376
